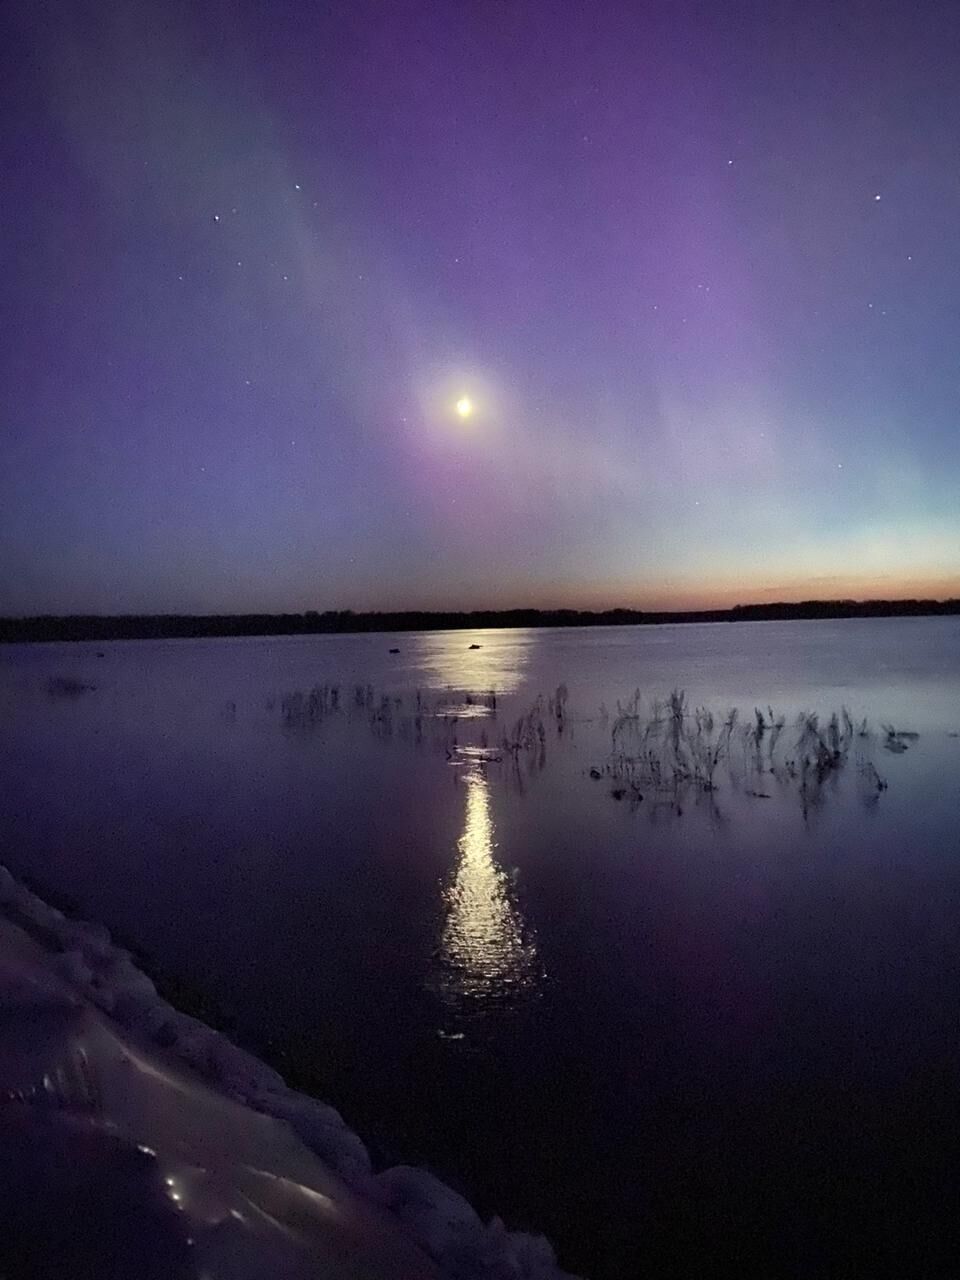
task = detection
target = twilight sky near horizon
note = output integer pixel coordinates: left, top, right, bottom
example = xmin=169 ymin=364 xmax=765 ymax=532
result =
xmin=2 ymin=0 xmax=960 ymax=614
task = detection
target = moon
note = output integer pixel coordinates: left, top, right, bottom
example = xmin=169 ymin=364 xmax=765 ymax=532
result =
xmin=455 ymin=396 xmax=474 ymax=419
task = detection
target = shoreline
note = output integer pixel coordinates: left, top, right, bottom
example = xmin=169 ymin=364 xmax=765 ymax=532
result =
xmin=0 ymin=860 xmax=578 ymax=1279
xmin=2 ymin=598 xmax=958 ymax=645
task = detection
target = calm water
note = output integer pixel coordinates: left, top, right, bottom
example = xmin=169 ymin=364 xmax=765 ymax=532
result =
xmin=2 ymin=618 xmax=959 ymax=1277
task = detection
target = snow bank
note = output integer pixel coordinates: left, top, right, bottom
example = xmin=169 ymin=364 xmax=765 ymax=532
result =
xmin=0 ymin=863 xmax=581 ymax=1279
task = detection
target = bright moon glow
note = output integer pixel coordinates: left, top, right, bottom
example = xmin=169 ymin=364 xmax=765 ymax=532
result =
xmin=455 ymin=396 xmax=473 ymax=418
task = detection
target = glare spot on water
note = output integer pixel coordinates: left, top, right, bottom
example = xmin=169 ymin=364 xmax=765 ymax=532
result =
xmin=407 ymin=629 xmax=535 ymax=696
xmin=438 ymin=768 xmax=537 ymax=1005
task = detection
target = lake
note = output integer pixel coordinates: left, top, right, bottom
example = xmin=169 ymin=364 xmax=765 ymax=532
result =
xmin=2 ymin=617 xmax=959 ymax=1278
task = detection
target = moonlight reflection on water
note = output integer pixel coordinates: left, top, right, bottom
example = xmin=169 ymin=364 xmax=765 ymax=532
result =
xmin=404 ymin=628 xmax=536 ymax=696
xmin=437 ymin=766 xmax=538 ymax=1009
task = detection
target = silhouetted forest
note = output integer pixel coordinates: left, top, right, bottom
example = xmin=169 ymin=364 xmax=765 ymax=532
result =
xmin=1 ymin=599 xmax=958 ymax=643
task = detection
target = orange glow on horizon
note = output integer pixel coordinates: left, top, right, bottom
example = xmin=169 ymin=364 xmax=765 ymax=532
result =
xmin=367 ymin=571 xmax=960 ymax=617
xmin=544 ymin=572 xmax=960 ymax=614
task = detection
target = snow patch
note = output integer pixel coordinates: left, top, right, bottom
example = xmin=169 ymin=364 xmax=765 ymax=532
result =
xmin=0 ymin=862 xmax=581 ymax=1279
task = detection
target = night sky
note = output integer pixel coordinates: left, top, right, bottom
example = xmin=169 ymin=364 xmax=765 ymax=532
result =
xmin=3 ymin=0 xmax=959 ymax=615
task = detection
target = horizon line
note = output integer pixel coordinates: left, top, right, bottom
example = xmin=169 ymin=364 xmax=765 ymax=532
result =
xmin=3 ymin=595 xmax=960 ymax=625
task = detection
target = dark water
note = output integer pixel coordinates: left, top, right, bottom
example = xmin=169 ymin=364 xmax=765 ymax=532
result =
xmin=2 ymin=619 xmax=959 ymax=1277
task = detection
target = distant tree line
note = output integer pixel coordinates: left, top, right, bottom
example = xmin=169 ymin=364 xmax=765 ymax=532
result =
xmin=1 ymin=598 xmax=958 ymax=644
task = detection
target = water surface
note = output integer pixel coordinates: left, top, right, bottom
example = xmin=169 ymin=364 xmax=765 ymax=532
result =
xmin=2 ymin=618 xmax=959 ymax=1277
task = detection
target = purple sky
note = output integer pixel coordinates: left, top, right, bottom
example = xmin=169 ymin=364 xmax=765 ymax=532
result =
xmin=2 ymin=0 xmax=959 ymax=614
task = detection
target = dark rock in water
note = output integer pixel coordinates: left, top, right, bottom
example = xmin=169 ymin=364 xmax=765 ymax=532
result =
xmin=610 ymin=787 xmax=626 ymax=800
xmin=96 ymin=651 xmax=105 ymax=658
xmin=389 ymin=648 xmax=400 ymax=654
xmin=589 ymin=767 xmax=603 ymax=780
xmin=468 ymin=643 xmax=481 ymax=649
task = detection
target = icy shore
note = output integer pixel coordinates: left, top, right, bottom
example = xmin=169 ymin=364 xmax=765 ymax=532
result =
xmin=0 ymin=862 xmax=580 ymax=1279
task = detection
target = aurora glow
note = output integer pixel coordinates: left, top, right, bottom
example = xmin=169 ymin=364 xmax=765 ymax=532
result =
xmin=2 ymin=0 xmax=959 ymax=614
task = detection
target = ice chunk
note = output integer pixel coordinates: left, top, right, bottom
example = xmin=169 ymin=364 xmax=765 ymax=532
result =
xmin=1 ymin=863 xmax=580 ymax=1278
xmin=254 ymin=1090 xmax=372 ymax=1184
xmin=378 ymin=1166 xmax=484 ymax=1259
